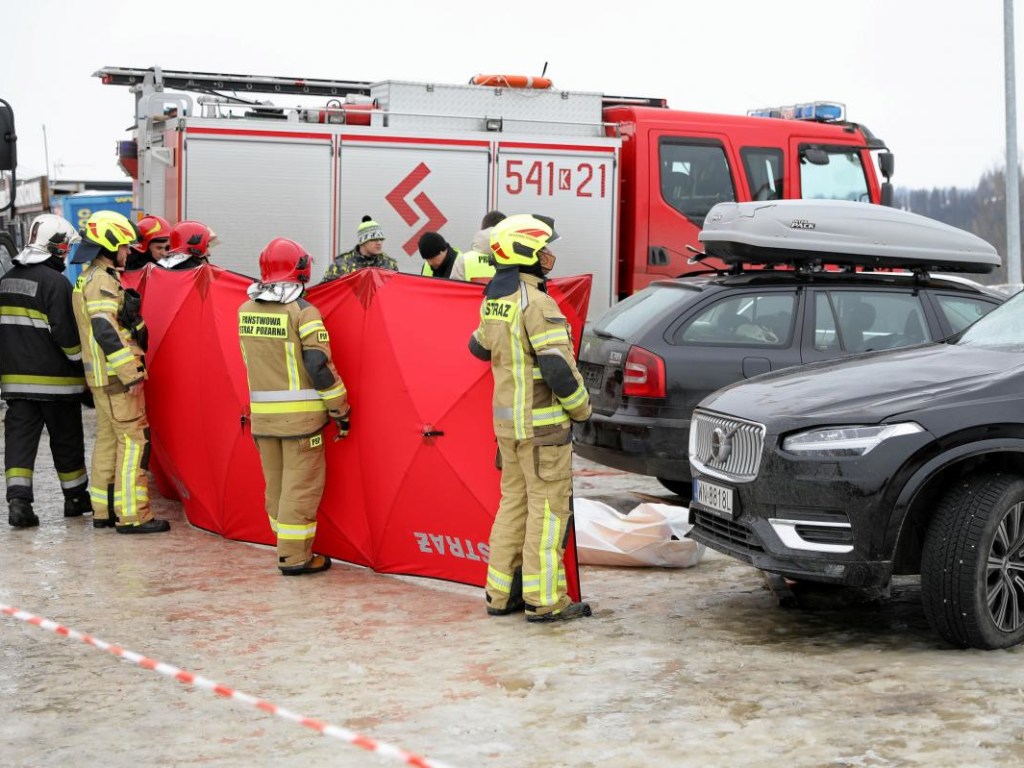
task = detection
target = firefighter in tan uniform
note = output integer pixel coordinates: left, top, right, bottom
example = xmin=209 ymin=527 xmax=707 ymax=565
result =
xmin=71 ymin=211 xmax=169 ymax=533
xmin=239 ymin=238 xmax=350 ymax=575
xmin=469 ymin=214 xmax=593 ymax=622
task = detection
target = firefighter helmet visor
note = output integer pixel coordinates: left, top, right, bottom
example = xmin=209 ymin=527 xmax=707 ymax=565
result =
xmin=489 ymin=214 xmax=559 ymax=268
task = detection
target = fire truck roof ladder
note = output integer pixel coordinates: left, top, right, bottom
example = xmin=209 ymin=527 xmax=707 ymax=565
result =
xmin=97 ymin=66 xmax=668 ymax=111
xmin=601 ymin=94 xmax=668 ymax=109
xmin=94 ymin=66 xmax=374 ymax=99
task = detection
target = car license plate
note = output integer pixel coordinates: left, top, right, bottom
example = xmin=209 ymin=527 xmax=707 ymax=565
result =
xmin=693 ymin=478 xmax=734 ymax=519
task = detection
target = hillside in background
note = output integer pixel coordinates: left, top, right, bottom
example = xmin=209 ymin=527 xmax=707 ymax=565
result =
xmin=896 ymin=166 xmax=1022 ymax=285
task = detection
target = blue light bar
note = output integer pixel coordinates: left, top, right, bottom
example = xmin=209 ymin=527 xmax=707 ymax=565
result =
xmin=747 ymin=101 xmax=846 ymax=122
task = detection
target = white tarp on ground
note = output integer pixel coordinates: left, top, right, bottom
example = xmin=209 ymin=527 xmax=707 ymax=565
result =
xmin=575 ymin=499 xmax=705 ymax=567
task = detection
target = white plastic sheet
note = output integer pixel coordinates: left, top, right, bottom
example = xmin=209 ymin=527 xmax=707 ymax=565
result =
xmin=575 ymin=499 xmax=706 ymax=567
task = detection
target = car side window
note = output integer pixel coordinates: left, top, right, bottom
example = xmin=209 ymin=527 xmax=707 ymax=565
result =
xmin=822 ymin=291 xmax=928 ymax=352
xmin=813 ymin=293 xmax=840 ymax=351
xmin=659 ymin=139 xmax=736 ymax=227
xmin=675 ymin=292 xmax=796 ymax=346
xmin=933 ymin=294 xmax=999 ymax=334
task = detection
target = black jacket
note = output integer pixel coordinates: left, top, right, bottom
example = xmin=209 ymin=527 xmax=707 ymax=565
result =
xmin=0 ymin=263 xmax=86 ymax=401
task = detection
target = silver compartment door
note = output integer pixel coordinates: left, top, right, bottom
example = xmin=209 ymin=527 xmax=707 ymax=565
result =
xmin=185 ymin=130 xmax=334 ymax=279
xmin=337 ymin=137 xmax=491 ymax=275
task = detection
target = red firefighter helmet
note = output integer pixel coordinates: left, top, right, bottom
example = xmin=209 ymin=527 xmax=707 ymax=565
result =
xmin=133 ymin=214 xmax=171 ymax=253
xmin=259 ymin=238 xmax=312 ymax=284
xmin=168 ymin=220 xmax=212 ymax=257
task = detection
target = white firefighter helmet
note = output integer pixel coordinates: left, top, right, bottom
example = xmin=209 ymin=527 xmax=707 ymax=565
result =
xmin=15 ymin=213 xmax=81 ymax=265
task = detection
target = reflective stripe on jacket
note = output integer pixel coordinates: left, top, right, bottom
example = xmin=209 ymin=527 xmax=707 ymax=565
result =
xmin=471 ymin=273 xmax=590 ymax=441
xmin=71 ymin=261 xmax=145 ymax=390
xmin=0 ymin=263 xmax=86 ymax=400
xmin=238 ymin=296 xmax=347 ymax=438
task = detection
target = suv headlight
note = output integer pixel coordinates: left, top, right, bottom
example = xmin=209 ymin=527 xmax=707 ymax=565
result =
xmin=782 ymin=422 xmax=924 ymax=457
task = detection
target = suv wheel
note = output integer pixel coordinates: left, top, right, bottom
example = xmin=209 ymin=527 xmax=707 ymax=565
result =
xmin=657 ymin=477 xmax=693 ymax=501
xmin=921 ymin=472 xmax=1024 ymax=649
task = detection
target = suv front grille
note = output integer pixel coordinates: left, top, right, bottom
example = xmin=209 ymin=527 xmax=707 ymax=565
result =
xmin=692 ymin=510 xmax=764 ymax=552
xmin=689 ymin=410 xmax=766 ymax=481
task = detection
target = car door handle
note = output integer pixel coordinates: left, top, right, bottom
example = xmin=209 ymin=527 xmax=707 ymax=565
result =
xmin=742 ymin=357 xmax=771 ymax=378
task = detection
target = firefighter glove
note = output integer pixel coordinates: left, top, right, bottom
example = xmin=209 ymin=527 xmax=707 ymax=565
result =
xmin=118 ymin=289 xmax=143 ymax=329
xmin=133 ymin=324 xmax=149 ymax=353
xmin=331 ymin=409 xmax=351 ymax=441
xmin=80 ymin=388 xmax=95 ymax=409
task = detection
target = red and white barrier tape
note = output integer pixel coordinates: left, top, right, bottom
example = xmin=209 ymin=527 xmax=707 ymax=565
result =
xmin=1 ymin=603 xmax=455 ymax=768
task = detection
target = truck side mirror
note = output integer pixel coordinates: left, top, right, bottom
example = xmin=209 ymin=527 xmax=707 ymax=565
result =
xmin=801 ymin=148 xmax=829 ymax=166
xmin=880 ymin=182 xmax=894 ymax=208
xmin=0 ymin=102 xmax=16 ymax=171
xmin=878 ymin=151 xmax=894 ymax=181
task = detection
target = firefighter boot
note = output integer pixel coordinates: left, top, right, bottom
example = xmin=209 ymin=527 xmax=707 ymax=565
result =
xmin=93 ymin=483 xmax=117 ymax=528
xmin=9 ymin=499 xmax=39 ymax=529
xmin=64 ymin=492 xmax=92 ymax=518
xmin=115 ymin=518 xmax=171 ymax=534
xmin=526 ymin=602 xmax=593 ymax=623
xmin=486 ymin=569 xmax=525 ymax=616
xmin=280 ymin=554 xmax=332 ymax=576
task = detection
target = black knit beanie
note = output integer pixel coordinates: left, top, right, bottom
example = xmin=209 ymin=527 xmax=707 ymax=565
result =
xmin=418 ymin=231 xmax=448 ymax=260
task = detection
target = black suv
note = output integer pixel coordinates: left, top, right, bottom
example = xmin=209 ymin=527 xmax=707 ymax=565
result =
xmin=573 ymin=270 xmax=1002 ymax=497
xmin=688 ymin=289 xmax=1024 ymax=649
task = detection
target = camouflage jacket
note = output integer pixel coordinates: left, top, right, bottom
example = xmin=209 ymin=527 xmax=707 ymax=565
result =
xmin=321 ymin=248 xmax=398 ymax=282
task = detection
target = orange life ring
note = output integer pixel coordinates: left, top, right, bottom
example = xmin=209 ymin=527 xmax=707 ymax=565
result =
xmin=470 ymin=74 xmax=553 ymax=89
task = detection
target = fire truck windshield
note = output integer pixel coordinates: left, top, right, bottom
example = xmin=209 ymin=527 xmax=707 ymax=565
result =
xmin=799 ymin=147 xmax=871 ymax=202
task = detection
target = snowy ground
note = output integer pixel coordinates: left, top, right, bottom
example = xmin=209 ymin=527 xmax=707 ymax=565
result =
xmin=2 ymin=411 xmax=1024 ymax=768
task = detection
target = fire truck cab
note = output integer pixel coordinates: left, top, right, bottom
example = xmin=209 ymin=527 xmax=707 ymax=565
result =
xmin=610 ymin=102 xmax=893 ymax=296
xmin=98 ymin=67 xmax=893 ymax=315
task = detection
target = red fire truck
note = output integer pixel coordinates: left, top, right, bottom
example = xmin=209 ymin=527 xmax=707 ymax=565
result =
xmin=98 ymin=67 xmax=893 ymax=314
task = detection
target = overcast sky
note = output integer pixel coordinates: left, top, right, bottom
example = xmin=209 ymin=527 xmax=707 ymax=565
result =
xmin=1 ymin=0 xmax=1018 ymax=190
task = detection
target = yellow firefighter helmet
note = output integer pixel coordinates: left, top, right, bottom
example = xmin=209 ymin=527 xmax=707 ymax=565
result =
xmin=489 ymin=214 xmax=559 ymax=268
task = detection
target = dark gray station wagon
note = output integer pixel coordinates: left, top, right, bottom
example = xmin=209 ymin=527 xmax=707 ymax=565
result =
xmin=573 ymin=200 xmax=1003 ymax=497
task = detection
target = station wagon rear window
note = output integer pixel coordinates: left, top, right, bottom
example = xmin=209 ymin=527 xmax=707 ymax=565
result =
xmin=593 ymin=284 xmax=701 ymax=339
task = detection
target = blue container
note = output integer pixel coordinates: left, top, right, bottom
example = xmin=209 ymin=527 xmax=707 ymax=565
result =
xmin=52 ymin=192 xmax=135 ymax=283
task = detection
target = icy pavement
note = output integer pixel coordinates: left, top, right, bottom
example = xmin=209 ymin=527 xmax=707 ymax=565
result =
xmin=2 ymin=412 xmax=1024 ymax=767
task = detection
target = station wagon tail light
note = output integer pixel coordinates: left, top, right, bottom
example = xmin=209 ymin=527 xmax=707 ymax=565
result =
xmin=782 ymin=422 xmax=924 ymax=457
xmin=622 ymin=345 xmax=666 ymax=398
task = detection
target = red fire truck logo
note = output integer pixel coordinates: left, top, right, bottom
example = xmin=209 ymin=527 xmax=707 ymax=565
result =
xmin=385 ymin=162 xmax=448 ymax=256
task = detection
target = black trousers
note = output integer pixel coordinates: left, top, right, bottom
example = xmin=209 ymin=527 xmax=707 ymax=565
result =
xmin=4 ymin=399 xmax=86 ymax=503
